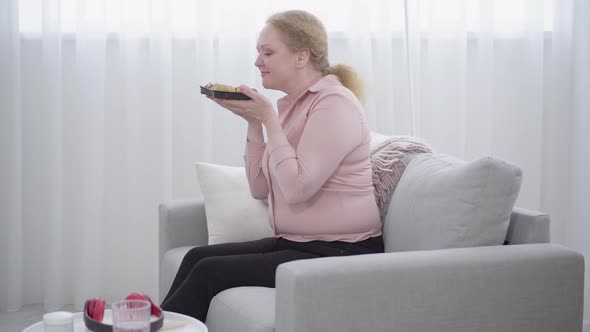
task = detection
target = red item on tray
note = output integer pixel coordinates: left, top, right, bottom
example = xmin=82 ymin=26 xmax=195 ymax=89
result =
xmin=125 ymin=292 xmax=163 ymax=317
xmin=83 ymin=293 xmax=164 ymax=332
xmin=84 ymin=292 xmax=162 ymax=323
xmin=86 ymin=297 xmax=106 ymax=322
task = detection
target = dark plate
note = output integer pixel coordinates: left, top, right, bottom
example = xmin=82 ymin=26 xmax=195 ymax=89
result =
xmin=200 ymin=86 xmax=251 ymax=100
xmin=83 ymin=300 xmax=164 ymax=332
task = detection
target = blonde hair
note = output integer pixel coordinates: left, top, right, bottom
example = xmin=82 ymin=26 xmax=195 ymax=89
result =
xmin=267 ymin=10 xmax=365 ymax=104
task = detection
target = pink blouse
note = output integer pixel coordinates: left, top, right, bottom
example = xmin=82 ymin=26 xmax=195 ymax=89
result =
xmin=244 ymin=75 xmax=382 ymax=242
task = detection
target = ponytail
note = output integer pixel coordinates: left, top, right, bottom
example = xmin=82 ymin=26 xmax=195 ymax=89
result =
xmin=324 ymin=64 xmax=365 ymax=105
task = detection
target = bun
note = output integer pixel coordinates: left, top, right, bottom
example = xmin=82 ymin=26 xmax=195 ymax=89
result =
xmin=208 ymin=83 xmax=238 ymax=92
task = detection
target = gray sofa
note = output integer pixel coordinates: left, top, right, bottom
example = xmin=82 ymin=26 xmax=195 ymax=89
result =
xmin=159 ymin=153 xmax=584 ymax=332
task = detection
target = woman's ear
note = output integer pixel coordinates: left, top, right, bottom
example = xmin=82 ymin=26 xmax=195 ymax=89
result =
xmin=295 ymin=48 xmax=311 ymax=68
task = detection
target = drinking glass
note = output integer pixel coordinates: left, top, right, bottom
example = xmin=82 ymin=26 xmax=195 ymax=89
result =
xmin=111 ymin=299 xmax=151 ymax=332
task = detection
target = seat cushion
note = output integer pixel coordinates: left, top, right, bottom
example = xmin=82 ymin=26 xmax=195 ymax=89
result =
xmin=206 ymin=287 xmax=275 ymax=332
xmin=384 ymin=153 xmax=522 ymax=252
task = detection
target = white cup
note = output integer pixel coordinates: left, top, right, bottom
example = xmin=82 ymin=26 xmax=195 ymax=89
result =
xmin=43 ymin=311 xmax=74 ymax=332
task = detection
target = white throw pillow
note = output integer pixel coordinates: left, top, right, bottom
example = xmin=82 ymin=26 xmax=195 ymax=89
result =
xmin=383 ymin=153 xmax=522 ymax=252
xmin=196 ymin=163 xmax=273 ymax=245
xmin=370 ymin=132 xmax=390 ymax=148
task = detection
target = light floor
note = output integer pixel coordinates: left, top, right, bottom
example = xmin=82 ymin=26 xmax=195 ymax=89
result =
xmin=0 ymin=304 xmax=75 ymax=332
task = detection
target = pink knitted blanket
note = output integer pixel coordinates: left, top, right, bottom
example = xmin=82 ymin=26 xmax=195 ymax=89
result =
xmin=371 ymin=136 xmax=432 ymax=215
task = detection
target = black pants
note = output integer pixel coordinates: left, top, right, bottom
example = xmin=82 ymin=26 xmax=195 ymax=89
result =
xmin=160 ymin=236 xmax=384 ymax=322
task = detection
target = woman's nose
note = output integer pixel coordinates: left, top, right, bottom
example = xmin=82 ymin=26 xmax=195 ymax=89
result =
xmin=254 ymin=54 xmax=263 ymax=67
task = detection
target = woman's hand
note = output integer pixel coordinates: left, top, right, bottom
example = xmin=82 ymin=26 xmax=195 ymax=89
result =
xmin=207 ymin=85 xmax=275 ymax=125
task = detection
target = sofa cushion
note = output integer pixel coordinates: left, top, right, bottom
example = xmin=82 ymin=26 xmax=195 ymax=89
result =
xmin=370 ymin=136 xmax=432 ymax=220
xmin=206 ymin=287 xmax=275 ymax=332
xmin=383 ymin=153 xmax=522 ymax=252
xmin=370 ymin=132 xmax=390 ymax=148
xmin=196 ymin=163 xmax=274 ymax=245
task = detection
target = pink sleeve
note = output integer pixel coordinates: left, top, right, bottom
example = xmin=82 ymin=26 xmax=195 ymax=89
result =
xmin=266 ymin=93 xmax=363 ymax=204
xmin=244 ymin=139 xmax=269 ymax=199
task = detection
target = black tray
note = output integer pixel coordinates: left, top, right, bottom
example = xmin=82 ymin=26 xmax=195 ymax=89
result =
xmin=200 ymin=86 xmax=251 ymax=100
xmin=83 ymin=300 xmax=164 ymax=332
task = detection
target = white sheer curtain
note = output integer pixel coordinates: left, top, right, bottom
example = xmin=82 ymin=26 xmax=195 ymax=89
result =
xmin=1 ymin=0 xmax=588 ymax=324
xmin=571 ymin=0 xmax=590 ymax=328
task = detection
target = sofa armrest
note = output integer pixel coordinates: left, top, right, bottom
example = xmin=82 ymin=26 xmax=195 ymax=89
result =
xmin=158 ymin=199 xmax=208 ymax=302
xmin=507 ymin=207 xmax=550 ymax=244
xmin=275 ymin=244 xmax=584 ymax=332
xmin=159 ymin=198 xmax=208 ymax=264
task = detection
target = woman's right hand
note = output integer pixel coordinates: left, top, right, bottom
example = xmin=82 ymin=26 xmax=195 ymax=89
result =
xmin=206 ymin=95 xmax=261 ymax=125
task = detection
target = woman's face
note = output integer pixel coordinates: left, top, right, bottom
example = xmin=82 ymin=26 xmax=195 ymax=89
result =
xmin=255 ymin=24 xmax=298 ymax=91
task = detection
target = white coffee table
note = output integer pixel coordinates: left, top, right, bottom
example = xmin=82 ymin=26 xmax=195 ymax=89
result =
xmin=23 ymin=310 xmax=208 ymax=332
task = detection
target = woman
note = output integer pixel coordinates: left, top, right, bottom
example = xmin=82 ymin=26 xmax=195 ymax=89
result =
xmin=161 ymin=10 xmax=382 ymax=322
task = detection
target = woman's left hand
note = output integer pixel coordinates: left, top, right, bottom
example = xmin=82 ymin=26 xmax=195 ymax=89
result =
xmin=209 ymin=85 xmax=276 ymax=124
